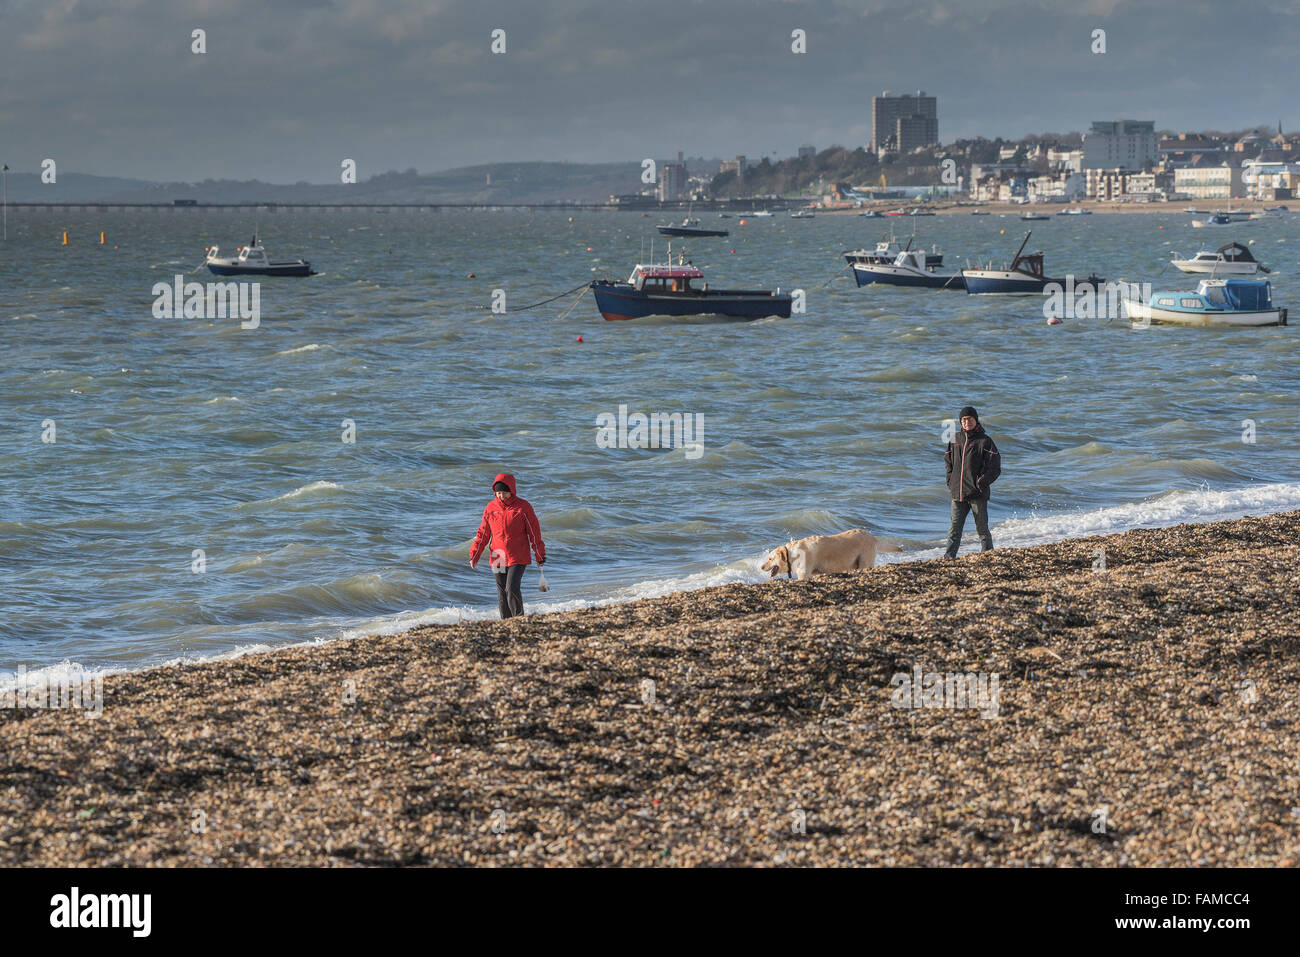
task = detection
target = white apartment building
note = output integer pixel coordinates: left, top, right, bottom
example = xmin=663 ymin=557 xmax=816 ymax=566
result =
xmin=1173 ymin=164 xmax=1244 ymax=199
xmin=1082 ymin=120 xmax=1158 ymax=170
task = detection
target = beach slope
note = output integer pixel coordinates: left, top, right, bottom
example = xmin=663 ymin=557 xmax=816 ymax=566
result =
xmin=2 ymin=512 xmax=1297 ymax=866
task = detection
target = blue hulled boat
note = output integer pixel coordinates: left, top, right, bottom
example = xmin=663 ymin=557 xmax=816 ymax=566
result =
xmin=962 ymin=230 xmax=1102 ymax=295
xmin=852 ymin=248 xmax=965 ymax=290
xmin=589 ymin=256 xmax=791 ymax=321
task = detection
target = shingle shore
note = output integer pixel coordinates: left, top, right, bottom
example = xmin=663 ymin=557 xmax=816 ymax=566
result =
xmin=2 ymin=512 xmax=1298 ymax=866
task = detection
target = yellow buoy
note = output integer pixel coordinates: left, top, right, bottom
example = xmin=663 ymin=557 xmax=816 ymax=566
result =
xmin=62 ymin=231 xmax=70 ymax=245
xmin=99 ymin=231 xmax=106 ymax=244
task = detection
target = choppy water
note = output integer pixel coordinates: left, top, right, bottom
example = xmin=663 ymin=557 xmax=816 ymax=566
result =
xmin=2 ymin=207 xmax=1297 ymax=676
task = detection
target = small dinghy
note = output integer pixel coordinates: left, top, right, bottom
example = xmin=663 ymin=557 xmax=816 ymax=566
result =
xmin=1171 ymin=242 xmax=1266 ymax=276
xmin=1123 ymin=278 xmax=1287 ymax=327
xmin=205 ymin=234 xmax=315 ymax=276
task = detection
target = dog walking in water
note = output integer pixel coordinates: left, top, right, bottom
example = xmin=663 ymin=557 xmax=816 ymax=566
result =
xmin=760 ymin=529 xmax=899 ymax=581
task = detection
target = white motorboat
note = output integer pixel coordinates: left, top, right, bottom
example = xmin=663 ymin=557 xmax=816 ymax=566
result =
xmin=851 ymin=248 xmax=965 ymax=289
xmin=844 ymin=238 xmax=943 ymax=268
xmin=204 ymin=234 xmax=314 ymax=276
xmin=1171 ymin=242 xmax=1266 ymax=276
xmin=1191 ymin=213 xmax=1251 ymax=228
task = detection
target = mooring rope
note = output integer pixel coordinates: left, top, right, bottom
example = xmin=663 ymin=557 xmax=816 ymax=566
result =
xmin=473 ymin=281 xmax=591 ymax=313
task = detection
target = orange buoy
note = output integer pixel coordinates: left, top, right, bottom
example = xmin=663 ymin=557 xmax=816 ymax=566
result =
xmin=99 ymin=231 xmax=106 ymax=244
xmin=467 ymin=272 xmax=475 ymax=278
xmin=62 ymin=231 xmax=70 ymax=245
xmin=575 ymin=335 xmax=583 ymax=342
xmin=1000 ymin=229 xmax=1005 ymax=234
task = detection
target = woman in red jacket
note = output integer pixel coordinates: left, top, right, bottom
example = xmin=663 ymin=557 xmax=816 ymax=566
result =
xmin=469 ymin=473 xmax=546 ymax=619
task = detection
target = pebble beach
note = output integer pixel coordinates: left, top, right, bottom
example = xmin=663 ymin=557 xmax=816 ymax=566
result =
xmin=3 ymin=510 xmax=1297 ymax=867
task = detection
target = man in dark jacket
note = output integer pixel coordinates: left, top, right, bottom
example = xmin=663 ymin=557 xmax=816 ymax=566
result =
xmin=944 ymin=406 xmax=1000 ymax=559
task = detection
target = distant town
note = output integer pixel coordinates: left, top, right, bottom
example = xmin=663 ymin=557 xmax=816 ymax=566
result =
xmin=632 ymin=93 xmax=1296 ymax=209
xmin=4 ymin=90 xmax=1296 ymax=208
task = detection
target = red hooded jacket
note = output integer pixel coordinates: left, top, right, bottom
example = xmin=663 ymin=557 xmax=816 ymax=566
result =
xmin=470 ymin=473 xmax=546 ymax=569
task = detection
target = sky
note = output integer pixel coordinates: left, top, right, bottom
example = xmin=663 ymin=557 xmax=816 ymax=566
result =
xmin=2 ymin=0 xmax=1298 ymax=183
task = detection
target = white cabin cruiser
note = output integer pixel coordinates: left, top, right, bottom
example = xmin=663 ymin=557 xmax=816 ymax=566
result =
xmin=1171 ymin=242 xmax=1266 ymax=276
xmin=205 ymin=234 xmax=315 ymax=277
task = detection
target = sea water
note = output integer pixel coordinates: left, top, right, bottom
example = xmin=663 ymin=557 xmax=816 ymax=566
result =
xmin=1 ymin=207 xmax=1296 ymax=675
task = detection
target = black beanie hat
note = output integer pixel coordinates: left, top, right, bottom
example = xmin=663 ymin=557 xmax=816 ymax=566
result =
xmin=959 ymin=406 xmax=979 ymax=421
xmin=493 ymin=481 xmax=510 ymax=492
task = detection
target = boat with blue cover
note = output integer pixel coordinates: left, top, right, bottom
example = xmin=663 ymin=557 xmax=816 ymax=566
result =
xmin=1122 ymin=278 xmax=1287 ymax=327
xmin=589 ymin=252 xmax=791 ymax=321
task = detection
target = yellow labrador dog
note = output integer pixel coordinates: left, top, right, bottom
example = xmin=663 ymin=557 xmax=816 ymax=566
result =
xmin=760 ymin=529 xmax=898 ymax=581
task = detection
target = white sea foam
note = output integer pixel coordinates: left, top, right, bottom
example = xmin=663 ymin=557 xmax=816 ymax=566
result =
xmin=25 ymin=483 xmax=1300 ymax=682
xmin=273 ymin=480 xmax=341 ymax=502
xmin=277 ymin=343 xmax=323 ymax=355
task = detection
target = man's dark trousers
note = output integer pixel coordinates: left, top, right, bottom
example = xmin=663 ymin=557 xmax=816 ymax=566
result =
xmin=945 ymin=496 xmax=993 ymax=559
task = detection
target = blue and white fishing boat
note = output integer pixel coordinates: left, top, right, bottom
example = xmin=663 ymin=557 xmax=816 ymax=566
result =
xmin=1123 ymin=278 xmax=1287 ymax=327
xmin=851 ymin=248 xmax=965 ymax=290
xmin=961 ymin=231 xmax=1103 ymax=295
xmin=589 ymin=251 xmax=791 ymax=322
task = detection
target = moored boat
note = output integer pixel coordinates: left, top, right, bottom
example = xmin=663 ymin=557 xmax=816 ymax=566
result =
xmin=1191 ymin=213 xmax=1248 ymax=228
xmin=844 ymin=236 xmax=943 ymax=268
xmin=205 ymin=234 xmax=314 ymax=276
xmin=851 ymin=248 xmax=965 ymax=290
xmin=1171 ymin=242 xmax=1266 ymax=276
xmin=1020 ymin=212 xmax=1051 ymax=221
xmin=961 ymin=230 xmax=1103 ymax=295
xmin=657 ymin=217 xmax=729 ymax=237
xmin=1123 ymin=278 xmax=1287 ymax=327
xmin=589 ymin=252 xmax=791 ymax=321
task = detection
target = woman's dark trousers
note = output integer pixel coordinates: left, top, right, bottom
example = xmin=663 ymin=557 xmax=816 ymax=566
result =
xmin=494 ymin=564 xmax=526 ymax=618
